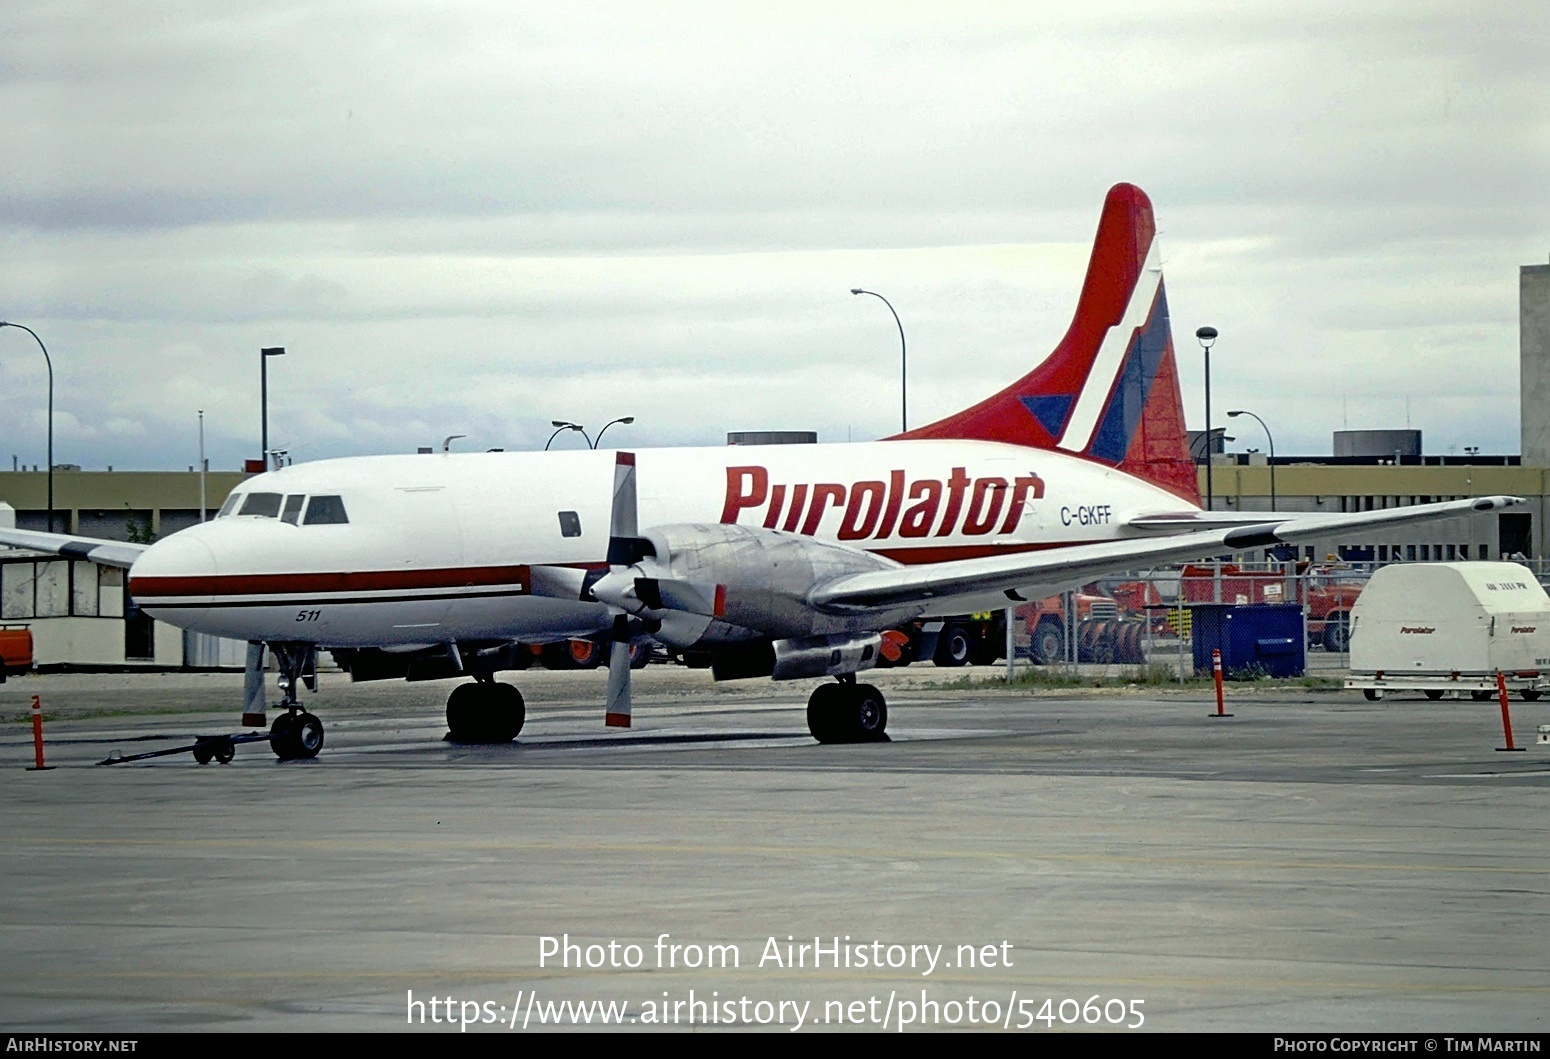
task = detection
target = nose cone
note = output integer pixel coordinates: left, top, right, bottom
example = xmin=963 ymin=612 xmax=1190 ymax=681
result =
xmin=128 ymin=527 xmax=219 ymax=592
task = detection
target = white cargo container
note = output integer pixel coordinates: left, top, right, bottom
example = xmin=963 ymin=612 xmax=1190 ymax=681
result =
xmin=1344 ymin=562 xmax=1550 ymax=701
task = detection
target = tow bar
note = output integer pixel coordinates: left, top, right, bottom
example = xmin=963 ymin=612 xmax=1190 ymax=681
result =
xmin=99 ymin=731 xmax=273 ymax=766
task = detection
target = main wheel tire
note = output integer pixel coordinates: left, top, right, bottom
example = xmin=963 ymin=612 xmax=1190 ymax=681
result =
xmin=488 ymin=682 xmax=526 ymax=741
xmin=807 ymin=683 xmax=889 ymax=743
xmin=852 ymin=683 xmax=889 ymax=742
xmin=1322 ymin=611 xmax=1351 ymax=653
xmin=1031 ymin=621 xmax=1064 ymax=665
xmin=933 ymin=626 xmax=972 ymax=667
xmin=446 ymin=682 xmax=481 ymax=739
xmin=806 ymin=683 xmax=847 ymax=743
xmin=1520 ymin=689 xmax=1542 ymax=702
xmin=1424 ymin=690 xmax=1444 ymax=700
xmin=447 ymin=682 xmax=525 ymax=742
xmin=1363 ymin=688 xmax=1382 ymax=701
xmin=1471 ymin=690 xmax=1494 ymax=701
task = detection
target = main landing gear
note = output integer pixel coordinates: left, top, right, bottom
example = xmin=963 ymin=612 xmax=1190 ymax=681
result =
xmin=268 ymin=643 xmax=325 ymax=761
xmin=445 ymin=679 xmax=526 ymax=743
xmin=806 ymin=677 xmax=889 ymax=744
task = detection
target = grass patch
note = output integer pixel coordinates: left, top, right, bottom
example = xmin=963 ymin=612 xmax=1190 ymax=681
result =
xmin=928 ymin=663 xmax=1343 ymax=692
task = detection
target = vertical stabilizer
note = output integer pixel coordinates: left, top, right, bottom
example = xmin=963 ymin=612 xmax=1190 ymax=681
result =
xmin=898 ymin=183 xmax=1200 ymax=505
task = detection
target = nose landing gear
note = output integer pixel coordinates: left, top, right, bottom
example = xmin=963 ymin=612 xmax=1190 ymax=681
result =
xmin=267 ymin=643 xmax=325 ymax=761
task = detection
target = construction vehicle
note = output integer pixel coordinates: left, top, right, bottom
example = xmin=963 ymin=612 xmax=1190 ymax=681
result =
xmin=886 ymin=588 xmax=1149 ymax=667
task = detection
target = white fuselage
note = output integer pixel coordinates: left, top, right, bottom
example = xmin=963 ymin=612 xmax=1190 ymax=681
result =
xmin=127 ymin=439 xmax=1194 ymax=647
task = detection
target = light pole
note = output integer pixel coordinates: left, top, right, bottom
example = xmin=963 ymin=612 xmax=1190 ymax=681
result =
xmin=1190 ymin=429 xmax=1233 ymax=462
xmin=0 ymin=322 xmax=55 ymax=532
xmin=198 ymin=410 xmax=207 ymax=522
xmin=260 ymin=347 xmax=285 ymax=469
xmin=592 ymin=416 xmax=634 ymax=449
xmin=850 ymin=289 xmax=907 ymax=433
xmin=546 ymin=421 xmax=588 ymax=450
xmin=1228 ymin=409 xmax=1275 ymax=511
xmin=1195 ymin=326 xmax=1218 ymax=510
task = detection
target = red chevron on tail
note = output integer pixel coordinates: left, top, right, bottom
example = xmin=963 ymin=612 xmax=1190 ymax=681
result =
xmin=897 ymin=183 xmax=1199 ymax=505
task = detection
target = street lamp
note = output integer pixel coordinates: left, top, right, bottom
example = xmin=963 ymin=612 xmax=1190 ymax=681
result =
xmin=260 ymin=347 xmax=285 ymax=470
xmin=592 ymin=416 xmax=635 ymax=449
xmin=546 ymin=421 xmax=589 ymax=450
xmin=850 ymin=289 xmax=907 ymax=433
xmin=1190 ymin=429 xmax=1233 ymax=461
xmin=1195 ymin=326 xmax=1218 ymax=510
xmin=0 ymin=321 xmax=55 ymax=532
xmin=198 ymin=410 xmax=207 ymax=522
xmin=1228 ymin=409 xmax=1276 ymax=511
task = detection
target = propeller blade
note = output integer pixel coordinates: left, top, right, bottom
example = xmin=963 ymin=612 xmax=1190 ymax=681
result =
xmin=606 ymin=451 xmax=652 ymax=566
xmin=605 ymin=614 xmax=632 ymax=728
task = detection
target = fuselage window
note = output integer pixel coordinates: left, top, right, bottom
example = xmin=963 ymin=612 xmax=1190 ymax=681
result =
xmin=303 ymin=495 xmax=349 ymax=525
xmin=239 ymin=492 xmax=283 ymax=518
xmin=280 ymin=495 xmax=306 ymax=525
xmin=216 ymin=493 xmax=241 ymax=518
xmin=558 ymin=511 xmax=582 ymax=538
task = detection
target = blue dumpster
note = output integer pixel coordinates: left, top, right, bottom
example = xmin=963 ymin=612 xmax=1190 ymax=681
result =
xmin=1190 ymin=603 xmax=1305 ymax=678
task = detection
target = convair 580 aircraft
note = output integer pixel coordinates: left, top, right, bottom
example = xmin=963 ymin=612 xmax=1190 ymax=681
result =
xmin=0 ymin=184 xmax=1520 ymax=758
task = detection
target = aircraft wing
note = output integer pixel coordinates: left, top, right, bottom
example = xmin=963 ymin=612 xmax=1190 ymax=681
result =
xmin=810 ymin=496 xmax=1523 ymax=614
xmin=1126 ymin=510 xmax=1313 ymax=530
xmin=0 ymin=527 xmax=146 ymax=569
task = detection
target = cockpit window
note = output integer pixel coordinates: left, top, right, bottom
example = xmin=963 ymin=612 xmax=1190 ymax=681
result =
xmin=280 ymin=495 xmax=306 ymax=525
xmin=238 ymin=492 xmax=283 ymax=518
xmin=216 ymin=493 xmax=241 ymax=518
xmin=303 ymin=495 xmax=349 ymax=525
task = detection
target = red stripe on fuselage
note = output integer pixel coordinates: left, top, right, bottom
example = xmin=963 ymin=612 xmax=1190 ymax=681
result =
xmin=130 ymin=565 xmax=532 ymax=599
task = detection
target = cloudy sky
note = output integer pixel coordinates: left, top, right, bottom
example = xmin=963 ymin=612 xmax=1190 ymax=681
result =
xmin=1 ymin=1 xmax=1544 ymax=472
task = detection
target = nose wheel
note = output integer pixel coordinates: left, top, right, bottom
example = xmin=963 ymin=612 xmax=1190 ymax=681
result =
xmin=270 ymin=710 xmax=325 ymax=760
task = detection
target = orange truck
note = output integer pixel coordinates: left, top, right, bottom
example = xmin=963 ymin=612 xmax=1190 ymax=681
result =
xmin=0 ymin=625 xmax=34 ymax=682
xmin=887 ymin=588 xmax=1148 ymax=668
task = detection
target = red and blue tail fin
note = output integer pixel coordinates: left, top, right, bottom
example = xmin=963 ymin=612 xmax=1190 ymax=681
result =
xmin=897 ymin=183 xmax=1200 ymax=505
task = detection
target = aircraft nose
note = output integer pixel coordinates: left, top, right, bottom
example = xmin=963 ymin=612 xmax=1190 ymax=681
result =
xmin=131 ymin=528 xmax=219 ymax=583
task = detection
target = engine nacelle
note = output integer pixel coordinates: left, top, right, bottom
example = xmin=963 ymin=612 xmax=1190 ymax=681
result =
xmin=772 ymin=633 xmax=883 ymax=681
xmin=622 ymin=523 xmax=921 ymax=644
xmin=705 ymin=632 xmax=884 ymax=682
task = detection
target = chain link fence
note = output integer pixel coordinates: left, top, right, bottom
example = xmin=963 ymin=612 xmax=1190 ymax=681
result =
xmin=937 ymin=560 xmax=1390 ymax=683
